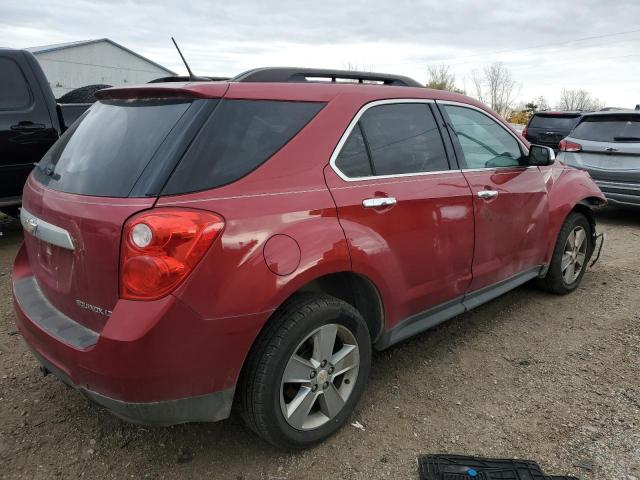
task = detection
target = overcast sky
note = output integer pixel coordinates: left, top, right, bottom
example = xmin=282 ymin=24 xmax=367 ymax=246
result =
xmin=2 ymin=0 xmax=639 ymax=108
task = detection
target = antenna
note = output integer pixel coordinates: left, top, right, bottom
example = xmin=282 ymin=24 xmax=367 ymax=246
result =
xmin=171 ymin=37 xmax=196 ymax=81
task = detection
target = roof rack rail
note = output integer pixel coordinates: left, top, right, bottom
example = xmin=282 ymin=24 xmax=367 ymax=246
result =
xmin=231 ymin=67 xmax=422 ymax=87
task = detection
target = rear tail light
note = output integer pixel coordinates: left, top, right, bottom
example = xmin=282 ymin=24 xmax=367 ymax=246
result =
xmin=559 ymin=139 xmax=582 ymax=152
xmin=120 ymin=208 xmax=225 ymax=300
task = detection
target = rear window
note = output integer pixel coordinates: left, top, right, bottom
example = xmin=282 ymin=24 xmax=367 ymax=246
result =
xmin=529 ymin=114 xmax=580 ymax=130
xmin=571 ymin=115 xmax=640 ymax=142
xmin=0 ymin=57 xmax=31 ymax=110
xmin=35 ymin=99 xmax=193 ymax=196
xmin=163 ymin=99 xmax=324 ymax=194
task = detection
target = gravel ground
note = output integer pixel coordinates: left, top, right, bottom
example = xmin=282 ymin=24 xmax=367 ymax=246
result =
xmin=0 ymin=208 xmax=638 ymax=480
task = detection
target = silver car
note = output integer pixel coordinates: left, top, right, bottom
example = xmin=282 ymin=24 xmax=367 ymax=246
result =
xmin=558 ymin=109 xmax=640 ymax=207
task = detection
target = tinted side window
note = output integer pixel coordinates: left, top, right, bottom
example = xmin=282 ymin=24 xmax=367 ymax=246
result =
xmin=445 ymin=105 xmax=524 ymax=169
xmin=164 ymin=99 xmax=324 ymax=194
xmin=359 ymin=103 xmax=449 ymax=175
xmin=335 ymin=124 xmax=373 ymax=177
xmin=0 ymin=58 xmax=31 ymax=110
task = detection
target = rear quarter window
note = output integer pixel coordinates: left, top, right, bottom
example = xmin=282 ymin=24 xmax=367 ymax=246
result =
xmin=163 ymin=99 xmax=325 ymax=194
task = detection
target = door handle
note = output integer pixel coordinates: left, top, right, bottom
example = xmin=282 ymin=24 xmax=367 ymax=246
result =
xmin=11 ymin=122 xmax=46 ymax=132
xmin=477 ymin=190 xmax=498 ymax=199
xmin=362 ymin=197 xmax=397 ymax=208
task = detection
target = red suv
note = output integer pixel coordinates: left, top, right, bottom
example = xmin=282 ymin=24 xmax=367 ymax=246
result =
xmin=12 ymin=68 xmax=605 ymax=449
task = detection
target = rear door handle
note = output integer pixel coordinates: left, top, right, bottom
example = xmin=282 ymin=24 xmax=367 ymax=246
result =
xmin=11 ymin=122 xmax=46 ymax=132
xmin=362 ymin=197 xmax=397 ymax=208
xmin=477 ymin=190 xmax=498 ymax=199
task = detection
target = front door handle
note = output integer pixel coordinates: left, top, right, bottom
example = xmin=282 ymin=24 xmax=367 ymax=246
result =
xmin=477 ymin=190 xmax=498 ymax=199
xmin=362 ymin=197 xmax=397 ymax=208
xmin=11 ymin=122 xmax=46 ymax=132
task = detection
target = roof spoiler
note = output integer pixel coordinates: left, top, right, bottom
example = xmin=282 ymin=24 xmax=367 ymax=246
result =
xmin=231 ymin=67 xmax=422 ymax=87
xmin=94 ymin=83 xmax=228 ymax=100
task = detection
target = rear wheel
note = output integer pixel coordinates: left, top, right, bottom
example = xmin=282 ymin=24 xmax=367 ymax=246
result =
xmin=239 ymin=294 xmax=371 ymax=449
xmin=537 ymin=212 xmax=593 ymax=294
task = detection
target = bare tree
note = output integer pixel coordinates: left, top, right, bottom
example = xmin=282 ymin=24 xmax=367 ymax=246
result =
xmin=534 ymin=95 xmax=550 ymax=111
xmin=426 ymin=64 xmax=464 ymax=93
xmin=471 ymin=63 xmax=519 ymax=117
xmin=556 ymin=89 xmax=603 ymax=111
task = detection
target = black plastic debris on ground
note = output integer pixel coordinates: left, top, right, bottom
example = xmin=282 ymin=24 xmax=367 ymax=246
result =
xmin=418 ymin=455 xmax=580 ymax=480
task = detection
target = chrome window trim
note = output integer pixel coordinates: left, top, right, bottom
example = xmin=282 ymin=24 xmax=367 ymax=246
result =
xmin=328 ymin=98 xmax=459 ymax=182
xmin=461 ymin=166 xmax=538 ymax=173
xmin=436 ymin=100 xmax=530 ymax=169
xmin=20 ymin=207 xmax=75 ymax=251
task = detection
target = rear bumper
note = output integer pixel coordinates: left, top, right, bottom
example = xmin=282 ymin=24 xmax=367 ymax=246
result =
xmin=12 ymin=243 xmax=269 ymax=425
xmin=31 ymin=346 xmax=234 ymax=426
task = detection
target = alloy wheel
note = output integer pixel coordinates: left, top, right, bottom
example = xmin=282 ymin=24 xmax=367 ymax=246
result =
xmin=561 ymin=226 xmax=588 ymax=284
xmin=280 ymin=324 xmax=360 ymax=431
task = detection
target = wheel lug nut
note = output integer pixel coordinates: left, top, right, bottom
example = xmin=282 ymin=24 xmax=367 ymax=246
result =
xmin=328 ymin=367 xmax=334 ymax=374
xmin=310 ymin=370 xmax=316 ymax=378
xmin=311 ymin=385 xmax=318 ymax=392
xmin=320 ymin=360 xmax=327 ymax=367
xmin=323 ymin=382 xmax=329 ymax=389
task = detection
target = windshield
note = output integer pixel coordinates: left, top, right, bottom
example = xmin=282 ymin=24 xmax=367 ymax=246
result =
xmin=34 ymin=99 xmax=194 ymax=197
xmin=571 ymin=115 xmax=640 ymax=143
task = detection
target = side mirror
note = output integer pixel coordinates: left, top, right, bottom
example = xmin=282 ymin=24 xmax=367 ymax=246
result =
xmin=528 ymin=144 xmax=556 ymax=166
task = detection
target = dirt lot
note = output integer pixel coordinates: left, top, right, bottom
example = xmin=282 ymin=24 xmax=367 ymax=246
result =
xmin=0 ymin=208 xmax=638 ymax=480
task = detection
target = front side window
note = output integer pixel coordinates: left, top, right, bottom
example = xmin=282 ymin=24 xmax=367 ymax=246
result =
xmin=0 ymin=58 xmax=31 ymax=110
xmin=334 ymin=103 xmax=449 ymax=178
xmin=444 ymin=105 xmax=524 ymax=169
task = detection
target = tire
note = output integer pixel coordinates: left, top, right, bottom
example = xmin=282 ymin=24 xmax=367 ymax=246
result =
xmin=536 ymin=212 xmax=593 ymax=294
xmin=239 ymin=294 xmax=371 ymax=449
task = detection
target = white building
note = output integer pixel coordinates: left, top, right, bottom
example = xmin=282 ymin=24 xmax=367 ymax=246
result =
xmin=27 ymin=38 xmax=176 ymax=98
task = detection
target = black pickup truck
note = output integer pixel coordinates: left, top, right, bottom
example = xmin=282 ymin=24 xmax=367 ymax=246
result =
xmin=0 ymin=49 xmax=93 ymax=215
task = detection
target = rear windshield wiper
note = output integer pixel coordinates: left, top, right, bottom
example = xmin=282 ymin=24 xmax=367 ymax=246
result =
xmin=613 ymin=136 xmax=640 ymax=142
xmin=33 ymin=161 xmax=55 ymax=177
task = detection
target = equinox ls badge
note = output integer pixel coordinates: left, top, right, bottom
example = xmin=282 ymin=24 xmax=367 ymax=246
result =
xmin=76 ymin=299 xmax=113 ymax=317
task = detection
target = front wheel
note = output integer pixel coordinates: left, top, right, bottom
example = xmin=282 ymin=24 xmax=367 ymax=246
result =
xmin=537 ymin=212 xmax=593 ymax=294
xmin=239 ymin=294 xmax=371 ymax=449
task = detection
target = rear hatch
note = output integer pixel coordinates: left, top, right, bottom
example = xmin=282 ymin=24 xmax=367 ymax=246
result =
xmin=562 ymin=113 xmax=640 ymax=185
xmin=525 ymin=113 xmax=581 ymax=148
xmin=21 ymin=87 xmax=222 ymax=333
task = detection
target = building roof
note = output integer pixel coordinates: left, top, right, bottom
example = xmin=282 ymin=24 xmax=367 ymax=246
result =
xmin=26 ymin=38 xmax=176 ymax=75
